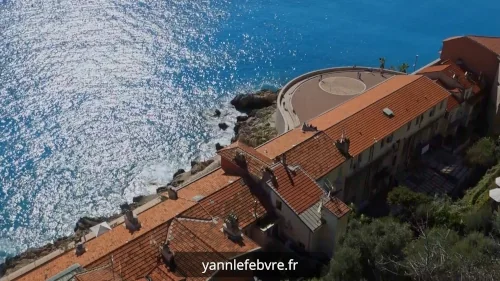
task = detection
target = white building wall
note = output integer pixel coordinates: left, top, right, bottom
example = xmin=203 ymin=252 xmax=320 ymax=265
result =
xmin=268 ymin=189 xmax=312 ymax=250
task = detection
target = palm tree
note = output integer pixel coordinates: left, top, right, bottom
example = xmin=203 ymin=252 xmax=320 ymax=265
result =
xmin=398 ymin=63 xmax=410 ymax=74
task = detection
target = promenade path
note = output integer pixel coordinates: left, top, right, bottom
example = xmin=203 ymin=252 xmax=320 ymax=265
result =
xmin=277 ymin=67 xmax=403 ymax=133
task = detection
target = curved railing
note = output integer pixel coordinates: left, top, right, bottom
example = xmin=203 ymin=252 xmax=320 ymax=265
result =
xmin=277 ymin=66 xmax=405 ymax=132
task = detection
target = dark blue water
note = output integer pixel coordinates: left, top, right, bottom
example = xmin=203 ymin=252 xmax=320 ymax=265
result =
xmin=1 ymin=0 xmax=499 ymax=260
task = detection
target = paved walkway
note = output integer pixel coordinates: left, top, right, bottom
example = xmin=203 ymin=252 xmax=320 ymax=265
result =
xmin=277 ymin=67 xmax=401 ymax=133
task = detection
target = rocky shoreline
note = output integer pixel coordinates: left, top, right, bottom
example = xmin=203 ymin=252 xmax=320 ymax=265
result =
xmin=0 ymin=88 xmax=279 ymax=277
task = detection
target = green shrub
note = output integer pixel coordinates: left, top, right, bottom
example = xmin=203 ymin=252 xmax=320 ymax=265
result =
xmin=465 ymin=137 xmax=497 ymax=168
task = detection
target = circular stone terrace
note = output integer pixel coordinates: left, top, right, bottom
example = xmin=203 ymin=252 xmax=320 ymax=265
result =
xmin=277 ymin=67 xmax=403 ymax=133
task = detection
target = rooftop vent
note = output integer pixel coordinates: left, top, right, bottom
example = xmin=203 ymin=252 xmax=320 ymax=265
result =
xmin=233 ymin=152 xmax=247 ymax=169
xmin=301 ymin=122 xmax=318 ymax=132
xmin=162 ymin=242 xmax=176 ymax=271
xmin=383 ymin=107 xmax=394 ymax=118
xmin=223 ymin=212 xmax=242 ymax=242
xmin=75 ymin=243 xmax=86 ymax=256
xmin=124 ymin=209 xmax=141 ymax=233
xmin=167 ymin=186 xmax=178 ymax=200
xmin=334 ymin=130 xmax=351 ymax=157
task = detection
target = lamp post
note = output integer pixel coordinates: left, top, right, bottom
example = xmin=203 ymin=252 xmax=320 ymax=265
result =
xmin=413 ymin=55 xmax=419 ymax=72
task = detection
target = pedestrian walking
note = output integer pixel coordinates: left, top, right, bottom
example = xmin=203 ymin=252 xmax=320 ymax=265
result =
xmin=319 ymin=74 xmax=323 ymax=82
xmin=357 ymin=72 xmax=361 ymax=79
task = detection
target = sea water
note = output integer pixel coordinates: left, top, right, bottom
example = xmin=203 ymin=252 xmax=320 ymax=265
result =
xmin=1 ymin=0 xmax=499 ymax=261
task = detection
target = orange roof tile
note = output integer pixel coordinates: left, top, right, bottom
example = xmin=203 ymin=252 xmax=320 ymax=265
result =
xmin=309 ymin=75 xmax=422 ymax=131
xmin=85 ymin=221 xmax=171 ymax=281
xmin=417 ymin=64 xmax=450 ymax=74
xmin=175 ymin=168 xmax=240 ymax=201
xmin=165 ymin=218 xmax=260 ymax=279
xmin=15 ymin=197 xmax=195 ymax=281
xmin=221 ymin=141 xmax=273 ymax=165
xmin=218 ymin=147 xmax=270 ymax=178
xmin=323 ymin=76 xmax=450 ymax=159
xmin=446 ymin=95 xmax=460 ymax=111
xmin=467 ymin=35 xmax=500 ymax=55
xmin=256 ymin=129 xmax=317 ymax=159
xmin=323 ymin=197 xmax=350 ymax=218
xmin=281 ymin=131 xmax=346 ymax=179
xmin=180 ymin=178 xmax=266 ymax=228
xmin=268 ymin=164 xmax=324 ymax=214
xmin=197 ymin=179 xmax=266 ymax=228
xmin=74 ymin=265 xmax=119 ymax=281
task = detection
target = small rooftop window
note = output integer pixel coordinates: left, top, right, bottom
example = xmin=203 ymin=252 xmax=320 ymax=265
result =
xmin=383 ymin=107 xmax=394 ymax=118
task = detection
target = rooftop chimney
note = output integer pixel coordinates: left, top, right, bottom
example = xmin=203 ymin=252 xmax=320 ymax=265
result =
xmin=167 ymin=186 xmax=178 ymax=200
xmin=124 ymin=209 xmax=141 ymax=232
xmin=162 ymin=242 xmax=176 ymax=271
xmin=222 ymin=212 xmax=242 ymax=242
xmin=233 ymin=152 xmax=247 ymax=169
xmin=335 ymin=130 xmax=351 ymax=157
xmin=75 ymin=242 xmax=86 ymax=256
xmin=301 ymin=122 xmax=318 ymax=132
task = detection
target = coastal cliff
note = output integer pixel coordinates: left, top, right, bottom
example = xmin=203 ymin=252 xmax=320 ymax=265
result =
xmin=0 ymin=88 xmax=279 ymax=277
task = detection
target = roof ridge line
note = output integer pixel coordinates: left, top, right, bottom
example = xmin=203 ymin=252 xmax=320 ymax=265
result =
xmin=465 ymin=36 xmax=500 ymax=55
xmin=322 ymin=75 xmax=425 ymax=135
xmin=304 ymin=75 xmax=402 ymax=125
xmin=174 ymin=219 xmax=228 ymax=261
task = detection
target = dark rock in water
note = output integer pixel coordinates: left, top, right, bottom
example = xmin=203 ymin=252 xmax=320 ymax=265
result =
xmin=213 ymin=109 xmax=221 ymax=117
xmin=230 ymin=89 xmax=277 ymax=112
xmin=218 ymin=122 xmax=229 ymax=130
xmin=236 ymin=115 xmax=249 ymax=122
xmin=215 ymin=143 xmax=225 ymax=151
xmin=74 ymin=216 xmax=104 ymax=232
xmin=132 ymin=195 xmax=144 ymax=203
xmin=173 ymin=169 xmax=185 ymax=178
xmin=190 ymin=160 xmax=198 ymax=167
xmin=191 ymin=159 xmax=214 ymax=175
xmin=234 ymin=123 xmax=241 ymax=135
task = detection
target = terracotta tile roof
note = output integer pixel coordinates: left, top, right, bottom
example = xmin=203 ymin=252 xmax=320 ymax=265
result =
xmin=417 ymin=64 xmax=450 ymax=74
xmin=267 ymin=164 xmax=324 ymax=214
xmin=281 ymin=131 xmax=346 ymax=179
xmin=323 ymin=197 xmax=350 ymax=219
xmin=180 ymin=178 xmax=266 ymax=228
xmin=147 ymin=265 xmax=182 ymax=281
xmin=309 ymin=75 xmax=422 ymax=131
xmin=74 ymin=264 xmax=118 ymax=281
xmin=446 ymin=95 xmax=460 ymax=111
xmin=256 ymin=129 xmax=317 ymax=159
xmin=177 ymin=219 xmax=260 ymax=256
xmin=256 ymin=76 xmax=422 ymax=160
xmin=418 ymin=61 xmax=483 ymax=94
xmin=175 ymin=168 xmax=240 ymax=201
xmin=15 ymin=197 xmax=195 ymax=281
xmin=218 ymin=146 xmax=271 ymax=178
xmin=85 ymin=221 xmax=171 ymax=281
xmin=165 ymin=218 xmax=260 ymax=279
xmin=197 ymin=179 xmax=266 ymax=228
xmin=467 ymin=36 xmax=500 ymax=55
xmin=323 ymin=76 xmax=450 ymax=159
xmin=221 ymin=141 xmax=273 ymax=165
xmin=146 ymin=266 xmax=179 ymax=281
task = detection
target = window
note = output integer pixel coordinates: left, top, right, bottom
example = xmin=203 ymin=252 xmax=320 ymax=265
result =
xmin=369 ymin=146 xmax=374 ymax=161
xmin=439 ymin=100 xmax=444 ymax=110
xmin=276 ymin=200 xmax=282 ymax=211
xmin=392 ymin=156 xmax=397 ymax=166
xmin=445 ymin=112 xmax=449 ymax=119
xmin=386 ymin=134 xmax=394 ymax=143
xmin=407 ymin=122 xmax=411 ymax=131
xmin=358 ymin=152 xmax=363 ymax=164
xmin=415 ymin=117 xmax=420 ymax=125
xmin=350 ymin=159 xmax=354 ymax=169
xmin=380 ymin=138 xmax=385 ymax=148
xmin=429 ymin=106 xmax=435 ymax=117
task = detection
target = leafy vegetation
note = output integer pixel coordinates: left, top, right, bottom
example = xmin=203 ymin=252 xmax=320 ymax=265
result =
xmin=465 ymin=137 xmax=497 ymax=168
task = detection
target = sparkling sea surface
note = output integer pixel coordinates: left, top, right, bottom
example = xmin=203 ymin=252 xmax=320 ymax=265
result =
xmin=1 ymin=0 xmax=500 ymax=261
